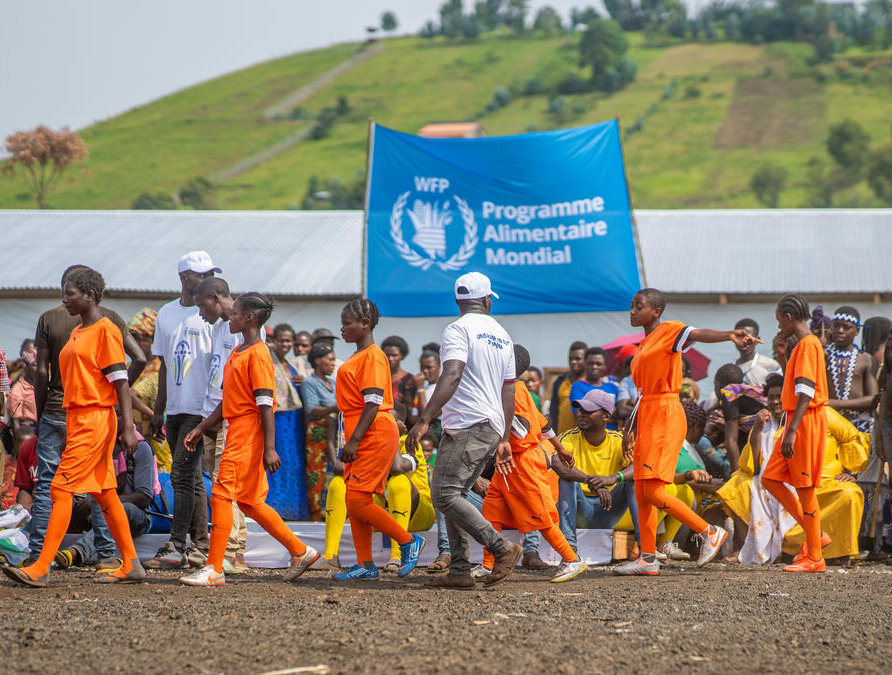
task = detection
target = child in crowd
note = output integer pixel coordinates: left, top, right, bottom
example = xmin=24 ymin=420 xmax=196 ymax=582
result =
xmin=332 ymin=298 xmax=424 ymax=580
xmin=180 ymin=293 xmax=319 ymax=586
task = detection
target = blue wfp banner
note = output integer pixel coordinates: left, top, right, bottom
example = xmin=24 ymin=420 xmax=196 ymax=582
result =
xmin=365 ymin=119 xmax=641 ymax=316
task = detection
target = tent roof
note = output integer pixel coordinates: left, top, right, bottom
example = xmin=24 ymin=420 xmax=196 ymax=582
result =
xmin=635 ymin=209 xmax=892 ymax=296
xmin=0 ymin=208 xmax=889 ymax=298
xmin=0 ymin=209 xmax=363 ymax=297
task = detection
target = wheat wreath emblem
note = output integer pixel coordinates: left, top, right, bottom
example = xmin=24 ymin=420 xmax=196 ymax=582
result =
xmin=390 ymin=191 xmax=477 ymax=271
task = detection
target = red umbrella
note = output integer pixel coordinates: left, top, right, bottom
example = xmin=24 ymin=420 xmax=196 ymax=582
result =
xmin=601 ymin=332 xmax=712 ymax=382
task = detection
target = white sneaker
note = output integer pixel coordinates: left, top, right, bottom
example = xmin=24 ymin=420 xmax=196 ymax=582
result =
xmin=551 ymin=557 xmax=588 ymax=583
xmin=179 ymin=564 xmax=225 ymax=587
xmin=657 ymin=541 xmax=691 ymax=561
xmin=283 ymin=546 xmax=320 ymax=582
xmin=695 ymin=525 xmax=728 ymax=567
xmin=470 ymin=564 xmax=491 ymax=580
xmin=614 ymin=557 xmax=660 ymax=576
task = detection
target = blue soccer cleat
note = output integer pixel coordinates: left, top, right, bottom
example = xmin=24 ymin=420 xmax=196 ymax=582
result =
xmin=398 ymin=533 xmax=426 ymax=578
xmin=332 ymin=564 xmax=379 ymax=581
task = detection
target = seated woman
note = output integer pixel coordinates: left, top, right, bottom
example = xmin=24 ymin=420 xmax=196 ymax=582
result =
xmin=718 ymin=374 xmax=868 ymax=563
xmin=322 ymin=403 xmax=434 ymax=572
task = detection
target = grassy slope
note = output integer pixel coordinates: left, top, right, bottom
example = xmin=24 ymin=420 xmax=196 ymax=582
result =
xmin=2 ymin=34 xmax=891 ymax=210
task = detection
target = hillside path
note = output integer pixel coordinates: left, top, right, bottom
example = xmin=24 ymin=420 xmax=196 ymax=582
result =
xmin=261 ymin=43 xmax=384 ymax=121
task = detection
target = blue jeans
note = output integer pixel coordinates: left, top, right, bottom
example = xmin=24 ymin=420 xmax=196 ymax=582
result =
xmin=70 ymin=502 xmax=151 ymax=563
xmin=557 ymin=479 xmax=640 ymax=548
xmin=436 ymin=490 xmax=484 ymax=555
xmin=27 ymin=411 xmax=67 ymax=555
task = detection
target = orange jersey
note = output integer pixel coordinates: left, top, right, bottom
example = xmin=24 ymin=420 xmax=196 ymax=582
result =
xmin=782 ymin=334 xmax=828 ymax=411
xmin=221 ymin=341 xmax=276 ymax=420
xmin=630 ymin=320 xmax=692 ymax=396
xmin=631 ymin=320 xmax=692 ymax=483
xmin=510 ymin=381 xmax=549 ymax=455
xmin=59 ymin=317 xmax=127 ymax=409
xmin=336 ymin=344 xmax=393 ymax=436
xmin=336 ymin=344 xmax=399 ymax=494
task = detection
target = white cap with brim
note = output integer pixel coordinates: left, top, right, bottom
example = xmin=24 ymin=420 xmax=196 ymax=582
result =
xmin=178 ymin=250 xmax=222 ymax=275
xmin=454 ymin=271 xmax=499 ymax=301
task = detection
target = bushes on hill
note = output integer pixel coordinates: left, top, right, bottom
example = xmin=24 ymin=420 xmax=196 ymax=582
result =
xmin=750 ymin=163 xmax=788 ymax=208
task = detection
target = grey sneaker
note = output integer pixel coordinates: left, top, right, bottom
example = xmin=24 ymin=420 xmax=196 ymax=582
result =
xmin=144 ymin=542 xmax=187 ymax=570
xmin=695 ymin=525 xmax=728 ymax=567
xmin=94 ymin=558 xmax=147 ymax=584
xmin=186 ymin=547 xmax=208 ymax=568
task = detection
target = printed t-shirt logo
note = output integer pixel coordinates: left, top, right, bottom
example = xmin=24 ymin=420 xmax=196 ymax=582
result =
xmin=172 ymin=340 xmax=193 ymax=386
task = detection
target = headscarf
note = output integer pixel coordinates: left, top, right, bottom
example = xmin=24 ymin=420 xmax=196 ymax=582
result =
xmin=128 ymin=308 xmax=157 ymax=337
xmin=810 ymin=305 xmax=832 ymax=332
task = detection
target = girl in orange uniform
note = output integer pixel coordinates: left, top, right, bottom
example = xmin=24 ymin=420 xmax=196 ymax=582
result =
xmin=481 ymin=345 xmax=590 ymax=583
xmin=761 ymin=294 xmax=830 ymax=573
xmin=2 ymin=267 xmax=144 ymax=587
xmin=180 ymin=293 xmax=319 ymax=586
xmin=615 ymin=288 xmax=759 ymax=576
xmin=332 ymin=298 xmax=425 ymax=580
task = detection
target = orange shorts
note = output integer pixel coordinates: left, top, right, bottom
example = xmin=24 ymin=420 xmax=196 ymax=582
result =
xmin=344 ymin=412 xmax=399 ymax=495
xmin=214 ymin=413 xmax=269 ymax=506
xmin=762 ymin=407 xmax=826 ymax=489
xmin=633 ymin=394 xmax=685 ymax=484
xmin=52 ymin=406 xmax=118 ymax=494
xmin=482 ymin=447 xmax=558 ymax=533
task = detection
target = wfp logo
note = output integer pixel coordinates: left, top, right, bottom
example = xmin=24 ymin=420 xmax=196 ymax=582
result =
xmin=390 ymin=177 xmax=477 ymax=271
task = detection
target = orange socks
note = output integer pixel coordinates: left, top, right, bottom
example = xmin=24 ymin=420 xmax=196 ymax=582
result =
xmin=25 ymin=486 xmax=73 ymax=577
xmin=482 ymin=524 xmax=576 ymax=568
xmin=93 ymin=488 xmax=139 ymax=576
xmin=541 ymin=525 xmax=577 ymax=563
xmin=208 ymin=493 xmax=235 ymax=573
xmin=762 ymin=478 xmax=822 ymax=561
xmin=797 ymin=487 xmax=822 ymax=560
xmin=239 ymin=502 xmax=306 ymax=559
xmin=635 ymin=479 xmax=708 ymax=555
xmin=345 ymin=488 xmax=412 ymax=564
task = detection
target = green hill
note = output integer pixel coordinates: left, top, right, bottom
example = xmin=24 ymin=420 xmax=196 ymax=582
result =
xmin=3 ymin=33 xmax=892 ymax=210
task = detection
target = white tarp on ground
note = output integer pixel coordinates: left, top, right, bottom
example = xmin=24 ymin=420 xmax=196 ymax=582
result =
xmin=61 ymin=522 xmax=615 ymax=569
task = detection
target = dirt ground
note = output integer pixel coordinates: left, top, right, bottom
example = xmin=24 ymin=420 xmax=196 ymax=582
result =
xmin=3 ymin=560 xmax=892 ymax=674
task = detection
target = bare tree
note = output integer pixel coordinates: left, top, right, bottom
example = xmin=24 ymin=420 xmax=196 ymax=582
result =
xmin=3 ymin=125 xmax=88 ymax=208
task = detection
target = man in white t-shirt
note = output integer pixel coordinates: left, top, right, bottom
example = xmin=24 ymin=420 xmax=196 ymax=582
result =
xmin=408 ymin=272 xmax=523 ymax=589
xmin=145 ymin=251 xmax=216 ymax=570
xmin=734 ymin=318 xmax=781 ymax=388
xmin=192 ymin=276 xmax=248 ymax=572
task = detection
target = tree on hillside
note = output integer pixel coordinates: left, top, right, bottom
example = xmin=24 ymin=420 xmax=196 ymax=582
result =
xmin=750 ymin=163 xmax=787 ymax=208
xmin=381 ymin=11 xmax=398 ymax=33
xmin=474 ymin=0 xmax=504 ymax=30
xmin=504 ymin=0 xmax=530 ymax=32
xmin=2 ymin=126 xmax=88 ymax=208
xmin=132 ymin=191 xmax=176 ymax=210
xmin=533 ymin=6 xmax=563 ymax=34
xmin=570 ymin=6 xmax=601 ymax=29
xmin=826 ymin=119 xmax=870 ymax=182
xmin=867 ymin=141 xmax=892 ymax=203
xmin=578 ymin=19 xmax=629 ymax=90
xmin=804 ymin=156 xmax=834 ymax=207
xmin=439 ymin=0 xmax=465 ymax=38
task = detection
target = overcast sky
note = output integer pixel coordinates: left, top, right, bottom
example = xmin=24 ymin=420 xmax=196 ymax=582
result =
xmin=1 ymin=1 xmax=603 ymax=141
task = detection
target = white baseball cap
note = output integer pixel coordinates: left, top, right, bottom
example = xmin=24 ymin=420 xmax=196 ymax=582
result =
xmin=454 ymin=272 xmax=499 ymax=300
xmin=177 ymin=250 xmax=221 ymax=275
